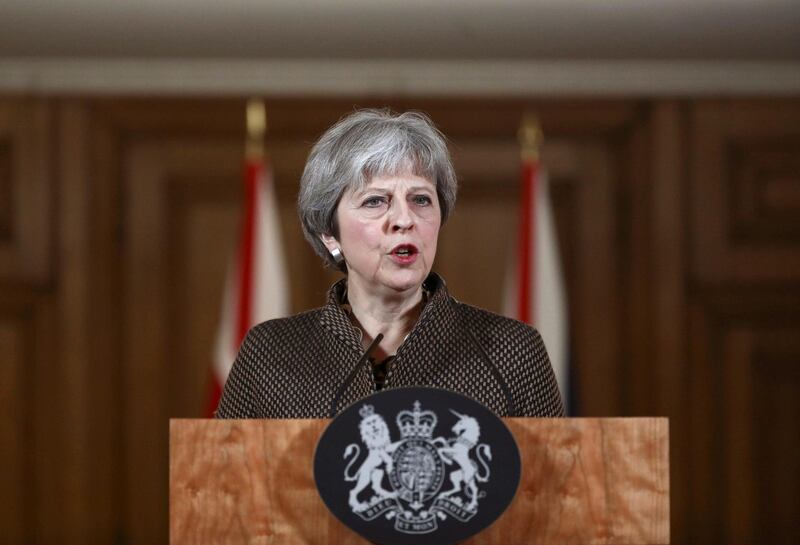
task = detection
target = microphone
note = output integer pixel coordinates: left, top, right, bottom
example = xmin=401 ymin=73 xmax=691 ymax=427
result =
xmin=329 ymin=333 xmax=384 ymax=418
xmin=464 ymin=327 xmax=518 ymax=418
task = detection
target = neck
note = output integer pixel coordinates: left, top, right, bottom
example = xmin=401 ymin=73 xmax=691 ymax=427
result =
xmin=345 ymin=279 xmax=425 ymax=360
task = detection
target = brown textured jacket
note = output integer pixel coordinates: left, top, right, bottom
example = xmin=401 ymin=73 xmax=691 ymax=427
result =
xmin=216 ymin=274 xmax=564 ymax=419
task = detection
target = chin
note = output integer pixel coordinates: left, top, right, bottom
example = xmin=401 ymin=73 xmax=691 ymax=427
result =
xmin=382 ymin=270 xmax=427 ymax=293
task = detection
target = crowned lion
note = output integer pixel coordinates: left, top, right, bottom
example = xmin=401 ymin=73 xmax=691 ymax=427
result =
xmin=343 ymin=406 xmax=401 ymax=512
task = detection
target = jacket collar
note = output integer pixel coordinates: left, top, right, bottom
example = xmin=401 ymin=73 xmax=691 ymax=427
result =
xmin=319 ymin=272 xmax=453 ymax=355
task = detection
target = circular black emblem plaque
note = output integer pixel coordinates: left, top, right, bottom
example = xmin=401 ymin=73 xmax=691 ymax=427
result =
xmin=313 ymin=387 xmax=521 ymax=545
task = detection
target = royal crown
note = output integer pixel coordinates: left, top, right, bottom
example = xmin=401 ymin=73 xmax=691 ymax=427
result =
xmin=359 ymin=404 xmax=375 ymax=419
xmin=396 ymin=401 xmax=437 ymax=439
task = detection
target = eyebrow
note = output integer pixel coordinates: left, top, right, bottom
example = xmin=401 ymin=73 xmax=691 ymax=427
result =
xmin=352 ymin=187 xmax=390 ymax=199
xmin=355 ymin=185 xmax=434 ymax=196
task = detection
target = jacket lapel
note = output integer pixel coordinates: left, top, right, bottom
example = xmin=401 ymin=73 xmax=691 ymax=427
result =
xmin=318 ymin=278 xmax=364 ymax=355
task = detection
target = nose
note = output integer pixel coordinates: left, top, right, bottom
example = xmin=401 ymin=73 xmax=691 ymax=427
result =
xmin=389 ymin=199 xmax=414 ymax=231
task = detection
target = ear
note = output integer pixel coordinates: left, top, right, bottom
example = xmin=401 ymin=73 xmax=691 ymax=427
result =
xmin=319 ymin=233 xmax=340 ymax=253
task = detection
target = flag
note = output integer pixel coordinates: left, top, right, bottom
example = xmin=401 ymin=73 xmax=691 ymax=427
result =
xmin=504 ymin=143 xmax=569 ymax=409
xmin=204 ymin=146 xmax=289 ymax=416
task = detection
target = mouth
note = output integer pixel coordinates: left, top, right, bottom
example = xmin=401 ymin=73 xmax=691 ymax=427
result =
xmin=390 ymin=244 xmax=419 ymax=257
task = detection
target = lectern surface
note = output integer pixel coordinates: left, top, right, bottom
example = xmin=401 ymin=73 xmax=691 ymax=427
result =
xmin=170 ymin=418 xmax=668 ymax=545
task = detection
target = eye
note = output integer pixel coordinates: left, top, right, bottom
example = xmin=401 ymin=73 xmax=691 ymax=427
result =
xmin=412 ymin=194 xmax=433 ymax=206
xmin=362 ymin=195 xmax=387 ymax=208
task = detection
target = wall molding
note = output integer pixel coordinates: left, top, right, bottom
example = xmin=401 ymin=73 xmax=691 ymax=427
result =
xmin=1 ymin=59 xmax=800 ymax=97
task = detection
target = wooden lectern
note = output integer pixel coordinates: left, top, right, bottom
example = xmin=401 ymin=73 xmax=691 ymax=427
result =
xmin=170 ymin=418 xmax=669 ymax=544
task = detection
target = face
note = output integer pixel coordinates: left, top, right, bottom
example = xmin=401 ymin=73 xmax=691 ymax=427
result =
xmin=321 ymin=173 xmax=441 ymax=297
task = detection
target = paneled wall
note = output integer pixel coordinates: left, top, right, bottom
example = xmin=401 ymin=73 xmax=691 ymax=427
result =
xmin=686 ymin=100 xmax=800 ymax=543
xmin=1 ymin=96 xmax=798 ymax=544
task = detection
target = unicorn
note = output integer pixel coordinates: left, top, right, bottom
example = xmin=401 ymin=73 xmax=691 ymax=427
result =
xmin=433 ymin=410 xmax=492 ymax=511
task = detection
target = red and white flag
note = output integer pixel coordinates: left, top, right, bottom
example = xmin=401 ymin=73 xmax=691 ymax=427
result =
xmin=205 ymin=155 xmax=288 ymax=416
xmin=504 ymin=156 xmax=569 ymax=407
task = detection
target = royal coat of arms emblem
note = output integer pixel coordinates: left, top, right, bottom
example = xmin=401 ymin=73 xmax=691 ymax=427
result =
xmin=343 ymin=401 xmax=492 ymax=533
xmin=314 ymin=387 xmax=520 ymax=545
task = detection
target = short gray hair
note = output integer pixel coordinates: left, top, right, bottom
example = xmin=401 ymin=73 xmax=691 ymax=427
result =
xmin=298 ymin=109 xmax=458 ymax=270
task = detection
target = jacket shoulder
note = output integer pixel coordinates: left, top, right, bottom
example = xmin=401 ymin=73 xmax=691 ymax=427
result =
xmin=454 ymin=301 xmax=564 ymax=417
xmin=215 ymin=308 xmax=327 ymax=419
xmin=245 ymin=307 xmax=325 ymax=343
xmin=455 ymin=302 xmax=543 ymax=342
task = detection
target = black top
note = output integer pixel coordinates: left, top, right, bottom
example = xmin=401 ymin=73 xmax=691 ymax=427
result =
xmin=370 ymin=355 xmax=395 ymax=390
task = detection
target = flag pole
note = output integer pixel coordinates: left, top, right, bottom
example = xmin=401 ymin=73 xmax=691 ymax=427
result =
xmin=514 ymin=113 xmax=570 ymax=412
xmin=236 ymin=99 xmax=266 ymax=359
xmin=514 ymin=114 xmax=543 ymax=325
xmin=246 ymin=98 xmax=266 ymax=158
xmin=206 ymin=99 xmax=289 ymax=417
xmin=518 ymin=113 xmax=542 ymax=161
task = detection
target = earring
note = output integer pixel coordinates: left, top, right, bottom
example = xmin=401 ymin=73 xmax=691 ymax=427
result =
xmin=330 ymin=247 xmax=344 ymax=265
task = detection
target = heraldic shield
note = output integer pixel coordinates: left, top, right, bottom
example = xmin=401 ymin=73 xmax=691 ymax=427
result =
xmin=314 ymin=387 xmax=521 ymax=545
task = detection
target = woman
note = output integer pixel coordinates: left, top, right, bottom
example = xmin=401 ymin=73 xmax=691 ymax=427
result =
xmin=216 ymin=109 xmax=563 ymax=419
